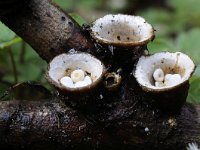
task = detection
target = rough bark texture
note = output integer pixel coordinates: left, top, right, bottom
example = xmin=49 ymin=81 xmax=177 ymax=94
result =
xmin=0 ymin=78 xmax=200 ymax=150
xmin=0 ymin=99 xmax=200 ymax=150
xmin=0 ymin=0 xmax=94 ymax=62
xmin=0 ymin=0 xmax=200 ymax=150
xmin=0 ymin=100 xmax=109 ymax=150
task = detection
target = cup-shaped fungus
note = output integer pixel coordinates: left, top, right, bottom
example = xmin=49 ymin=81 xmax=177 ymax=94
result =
xmin=134 ymin=52 xmax=195 ymax=112
xmin=104 ymin=72 xmax=122 ymax=91
xmin=46 ymin=53 xmax=105 ymax=104
xmin=89 ymin=14 xmax=155 ymax=71
xmin=90 ymin=14 xmax=155 ymax=47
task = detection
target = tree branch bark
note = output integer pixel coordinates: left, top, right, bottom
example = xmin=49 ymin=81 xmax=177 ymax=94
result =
xmin=0 ymin=99 xmax=200 ymax=150
xmin=0 ymin=0 xmax=94 ymax=62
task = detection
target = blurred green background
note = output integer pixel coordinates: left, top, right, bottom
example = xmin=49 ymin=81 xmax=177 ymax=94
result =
xmin=0 ymin=0 xmax=199 ymax=103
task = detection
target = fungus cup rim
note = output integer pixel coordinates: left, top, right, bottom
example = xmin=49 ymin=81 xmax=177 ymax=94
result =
xmin=90 ymin=14 xmax=155 ymax=47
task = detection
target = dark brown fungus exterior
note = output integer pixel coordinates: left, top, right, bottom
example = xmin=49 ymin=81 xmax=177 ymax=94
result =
xmin=134 ymin=52 xmax=196 ymax=112
xmin=89 ymin=14 xmax=155 ymax=71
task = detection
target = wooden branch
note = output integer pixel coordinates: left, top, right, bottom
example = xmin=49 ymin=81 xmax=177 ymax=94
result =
xmin=0 ymin=0 xmax=94 ymax=62
xmin=0 ymin=100 xmax=109 ymax=150
xmin=0 ymin=99 xmax=199 ymax=150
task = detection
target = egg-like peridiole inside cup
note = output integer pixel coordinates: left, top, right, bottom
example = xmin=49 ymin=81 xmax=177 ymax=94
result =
xmin=90 ymin=14 xmax=155 ymax=47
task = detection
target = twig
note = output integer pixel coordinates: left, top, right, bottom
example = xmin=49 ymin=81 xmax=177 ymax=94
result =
xmin=19 ymin=41 xmax=26 ymax=64
xmin=7 ymin=47 xmax=18 ymax=83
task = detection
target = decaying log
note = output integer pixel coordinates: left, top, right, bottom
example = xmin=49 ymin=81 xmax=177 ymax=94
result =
xmin=0 ymin=0 xmax=200 ymax=150
xmin=0 ymin=99 xmax=200 ymax=150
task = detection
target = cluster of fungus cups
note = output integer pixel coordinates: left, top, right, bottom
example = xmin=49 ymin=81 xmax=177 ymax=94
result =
xmin=134 ymin=52 xmax=196 ymax=112
xmin=46 ymin=53 xmax=105 ymax=104
xmin=46 ymin=14 xmax=156 ymax=104
xmin=46 ymin=13 xmax=196 ymax=113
